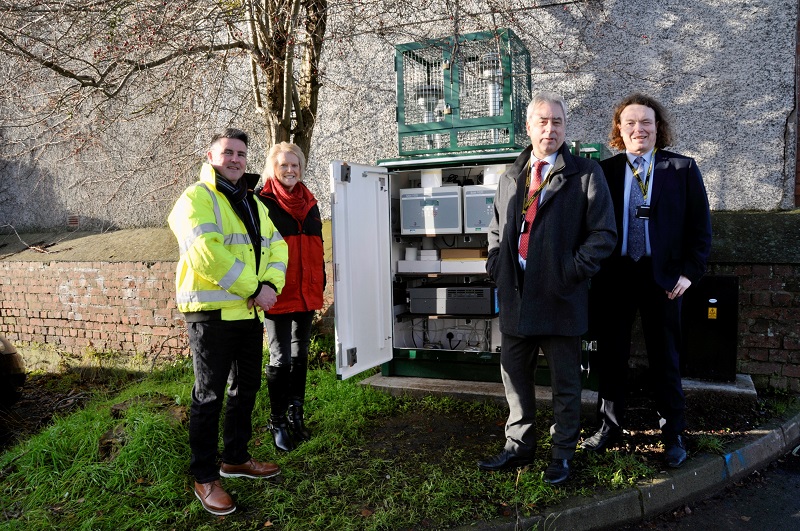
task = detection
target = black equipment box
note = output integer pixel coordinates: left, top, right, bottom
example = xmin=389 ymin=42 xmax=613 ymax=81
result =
xmin=681 ymin=275 xmax=739 ymax=382
xmin=408 ymin=285 xmax=498 ymax=316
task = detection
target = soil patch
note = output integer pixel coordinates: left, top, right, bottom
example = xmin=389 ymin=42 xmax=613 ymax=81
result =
xmin=361 ymin=387 xmax=771 ymax=466
xmin=0 ymin=371 xmax=140 ymax=452
xmin=0 ymin=373 xmax=776 ymax=463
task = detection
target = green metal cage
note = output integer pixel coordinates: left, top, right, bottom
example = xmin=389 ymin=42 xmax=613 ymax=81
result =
xmin=395 ymin=29 xmax=532 ymax=157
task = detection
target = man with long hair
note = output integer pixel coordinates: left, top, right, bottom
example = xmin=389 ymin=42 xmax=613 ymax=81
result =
xmin=582 ymin=94 xmax=712 ymax=469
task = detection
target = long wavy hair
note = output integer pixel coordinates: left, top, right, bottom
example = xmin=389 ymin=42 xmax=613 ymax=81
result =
xmin=609 ymin=93 xmax=675 ymax=150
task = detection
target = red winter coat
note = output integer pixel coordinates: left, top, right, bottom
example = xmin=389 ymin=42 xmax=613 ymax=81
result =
xmin=257 ymin=180 xmax=325 ymax=314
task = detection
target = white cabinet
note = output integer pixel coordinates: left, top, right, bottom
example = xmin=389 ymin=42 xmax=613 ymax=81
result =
xmin=330 ymin=154 xmax=520 ymax=380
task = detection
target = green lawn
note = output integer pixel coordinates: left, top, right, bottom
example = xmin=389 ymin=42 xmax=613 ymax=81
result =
xmin=0 ymin=358 xmax=659 ymax=530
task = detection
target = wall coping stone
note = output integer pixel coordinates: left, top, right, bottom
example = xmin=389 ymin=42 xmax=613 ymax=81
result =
xmin=2 ymin=211 xmax=798 ymax=265
xmin=0 ymin=228 xmax=178 ymax=262
xmin=710 ymin=211 xmax=800 ymax=264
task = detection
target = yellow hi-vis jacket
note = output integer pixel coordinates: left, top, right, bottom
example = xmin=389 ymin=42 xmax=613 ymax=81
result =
xmin=168 ymin=163 xmax=288 ymax=321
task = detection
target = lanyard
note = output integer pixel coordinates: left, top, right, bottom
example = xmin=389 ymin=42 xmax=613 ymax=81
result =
xmin=625 ymin=148 xmax=656 ymax=199
xmin=521 ymin=158 xmax=555 ymax=217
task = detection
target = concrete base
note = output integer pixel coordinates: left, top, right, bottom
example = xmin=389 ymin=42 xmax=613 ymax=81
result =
xmin=359 ymin=373 xmax=757 ymax=422
xmin=683 ymin=374 xmax=757 ymax=399
xmin=681 ymin=374 xmax=759 ymax=418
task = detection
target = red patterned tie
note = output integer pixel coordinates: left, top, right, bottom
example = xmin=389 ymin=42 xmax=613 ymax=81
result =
xmin=519 ymin=159 xmax=547 ymax=260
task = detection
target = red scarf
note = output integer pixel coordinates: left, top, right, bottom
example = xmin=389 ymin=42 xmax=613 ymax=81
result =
xmin=259 ymin=178 xmax=316 ymax=223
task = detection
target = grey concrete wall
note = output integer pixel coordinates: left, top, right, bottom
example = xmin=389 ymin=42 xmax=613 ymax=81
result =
xmin=1 ymin=1 xmax=796 ymax=231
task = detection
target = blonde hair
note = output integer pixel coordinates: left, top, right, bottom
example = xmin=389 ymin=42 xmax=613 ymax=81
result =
xmin=264 ymin=142 xmax=306 ymax=181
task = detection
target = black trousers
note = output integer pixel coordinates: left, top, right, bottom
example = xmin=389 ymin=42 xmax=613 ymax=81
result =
xmin=264 ymin=310 xmax=314 ymax=368
xmin=264 ymin=310 xmax=314 ymax=412
xmin=592 ymin=256 xmax=686 ymax=439
xmin=187 ymin=318 xmax=264 ymax=483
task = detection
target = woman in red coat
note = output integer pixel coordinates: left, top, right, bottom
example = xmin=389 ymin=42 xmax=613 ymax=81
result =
xmin=257 ymin=142 xmax=325 ymax=451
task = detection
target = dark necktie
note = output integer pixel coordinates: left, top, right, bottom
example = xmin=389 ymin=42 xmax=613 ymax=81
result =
xmin=519 ymin=159 xmax=547 ymax=260
xmin=628 ymin=156 xmax=646 ymax=261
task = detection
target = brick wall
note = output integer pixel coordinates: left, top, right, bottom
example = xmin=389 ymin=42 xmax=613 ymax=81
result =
xmin=0 ymin=260 xmax=187 ymax=369
xmin=0 ymin=258 xmax=336 ymax=372
xmin=2 ymin=257 xmax=798 ymax=392
xmin=1 ymin=215 xmax=798 ymax=393
xmin=708 ymin=263 xmax=800 ymax=392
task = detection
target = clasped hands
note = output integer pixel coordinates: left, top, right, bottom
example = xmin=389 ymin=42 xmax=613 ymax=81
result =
xmin=248 ymin=285 xmax=278 ymax=312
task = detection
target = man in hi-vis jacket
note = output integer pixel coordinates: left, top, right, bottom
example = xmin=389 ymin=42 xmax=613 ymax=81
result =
xmin=169 ymin=128 xmax=288 ymax=515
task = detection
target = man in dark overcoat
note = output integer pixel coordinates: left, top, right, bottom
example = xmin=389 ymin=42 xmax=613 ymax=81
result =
xmin=478 ymin=92 xmax=617 ymax=484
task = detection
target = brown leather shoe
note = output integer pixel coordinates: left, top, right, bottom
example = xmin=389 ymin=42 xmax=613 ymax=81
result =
xmin=194 ymin=480 xmax=236 ymax=516
xmin=219 ymin=458 xmax=281 ymax=479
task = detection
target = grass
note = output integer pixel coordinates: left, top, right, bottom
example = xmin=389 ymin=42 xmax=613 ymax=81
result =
xmin=13 ymin=353 xmax=772 ymax=530
xmin=760 ymin=388 xmax=799 ymax=418
xmin=694 ymin=434 xmax=726 ymax=455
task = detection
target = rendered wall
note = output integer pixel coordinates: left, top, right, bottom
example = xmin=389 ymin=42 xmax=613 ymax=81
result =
xmin=0 ymin=1 xmax=797 ymax=232
xmin=308 ymin=0 xmax=798 ymax=218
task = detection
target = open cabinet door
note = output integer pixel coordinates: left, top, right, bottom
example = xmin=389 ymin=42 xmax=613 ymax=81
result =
xmin=330 ymin=161 xmax=393 ymax=379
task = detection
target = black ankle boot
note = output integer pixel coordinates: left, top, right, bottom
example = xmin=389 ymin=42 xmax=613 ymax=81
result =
xmin=268 ymin=415 xmax=295 ymax=452
xmin=287 ymin=402 xmax=311 ymax=442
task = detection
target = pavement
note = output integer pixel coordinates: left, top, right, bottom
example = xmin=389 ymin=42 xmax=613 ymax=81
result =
xmin=360 ymin=373 xmax=800 ymax=531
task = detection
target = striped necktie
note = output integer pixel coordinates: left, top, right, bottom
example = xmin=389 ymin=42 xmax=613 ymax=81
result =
xmin=519 ymin=159 xmax=547 ymax=260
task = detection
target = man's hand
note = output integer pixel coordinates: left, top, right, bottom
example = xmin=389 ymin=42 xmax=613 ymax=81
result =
xmin=250 ymin=285 xmax=278 ymax=311
xmin=666 ymin=275 xmax=691 ymax=300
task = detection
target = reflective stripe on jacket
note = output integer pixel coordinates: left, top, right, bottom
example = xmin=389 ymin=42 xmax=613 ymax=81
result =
xmin=168 ymin=164 xmax=288 ymax=321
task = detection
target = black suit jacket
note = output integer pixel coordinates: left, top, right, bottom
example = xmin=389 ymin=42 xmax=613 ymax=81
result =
xmin=599 ymin=150 xmax=712 ymax=291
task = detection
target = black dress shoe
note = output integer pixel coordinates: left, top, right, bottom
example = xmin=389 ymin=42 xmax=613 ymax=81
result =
xmin=664 ymin=435 xmax=687 ymax=468
xmin=544 ymin=458 xmax=571 ymax=485
xmin=580 ymin=429 xmax=621 ymax=453
xmin=477 ymin=449 xmax=534 ymax=472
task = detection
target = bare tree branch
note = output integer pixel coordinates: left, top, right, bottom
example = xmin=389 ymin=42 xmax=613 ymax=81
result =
xmin=0 ymin=0 xmax=329 ymax=158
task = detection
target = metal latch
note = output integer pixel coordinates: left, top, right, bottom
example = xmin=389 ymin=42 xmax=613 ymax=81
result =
xmin=347 ymin=347 xmax=357 ymax=367
xmin=341 ymin=163 xmax=351 ymax=183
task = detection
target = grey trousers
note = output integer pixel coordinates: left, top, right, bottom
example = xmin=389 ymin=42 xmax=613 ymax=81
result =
xmin=500 ymin=333 xmax=582 ymax=460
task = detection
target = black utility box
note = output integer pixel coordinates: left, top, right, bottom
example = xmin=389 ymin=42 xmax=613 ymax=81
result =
xmin=681 ymin=275 xmax=739 ymax=382
xmin=408 ymin=285 xmax=499 ymax=316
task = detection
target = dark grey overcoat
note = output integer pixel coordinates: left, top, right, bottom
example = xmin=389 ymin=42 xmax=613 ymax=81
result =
xmin=486 ymin=143 xmax=617 ymax=337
